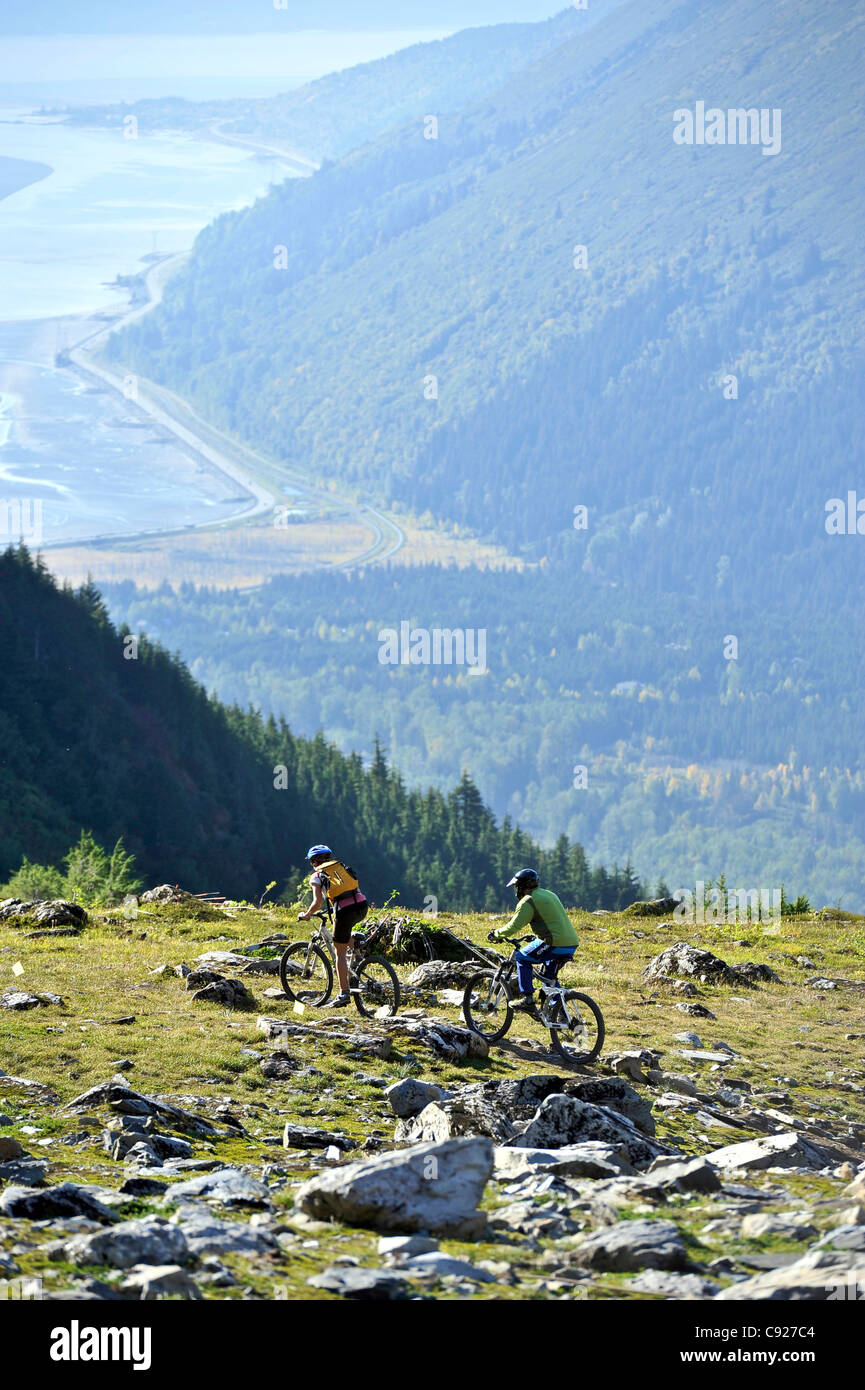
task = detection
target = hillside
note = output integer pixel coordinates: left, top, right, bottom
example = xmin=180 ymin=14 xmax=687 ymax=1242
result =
xmin=1 ymin=893 xmax=863 ymax=1305
xmin=0 ymin=546 xmax=642 ymax=910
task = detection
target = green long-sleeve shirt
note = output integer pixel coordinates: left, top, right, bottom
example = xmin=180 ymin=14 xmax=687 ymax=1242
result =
xmin=498 ymin=888 xmax=579 ymax=948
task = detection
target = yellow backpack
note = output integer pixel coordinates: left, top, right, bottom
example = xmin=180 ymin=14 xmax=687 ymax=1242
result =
xmin=318 ymin=860 xmax=360 ymax=902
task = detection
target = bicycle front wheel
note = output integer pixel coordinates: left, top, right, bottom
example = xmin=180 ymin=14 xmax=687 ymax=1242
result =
xmin=353 ymin=954 xmax=400 ymax=1018
xmin=462 ymin=970 xmax=512 ymax=1042
xmin=279 ymin=941 xmax=333 ymax=1006
xmin=548 ymin=990 xmax=605 ymax=1064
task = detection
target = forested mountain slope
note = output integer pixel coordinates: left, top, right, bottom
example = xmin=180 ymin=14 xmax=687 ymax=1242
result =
xmin=0 ymin=548 xmax=642 ymax=910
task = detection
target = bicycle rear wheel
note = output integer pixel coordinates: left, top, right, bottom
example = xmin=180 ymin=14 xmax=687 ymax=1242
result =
xmin=462 ymin=970 xmax=512 ymax=1042
xmin=353 ymin=954 xmax=400 ymax=1018
xmin=548 ymin=990 xmax=605 ymax=1064
xmin=279 ymin=941 xmax=333 ymax=1006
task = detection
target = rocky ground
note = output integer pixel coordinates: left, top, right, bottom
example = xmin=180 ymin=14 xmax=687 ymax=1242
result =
xmin=0 ymin=896 xmax=863 ymax=1302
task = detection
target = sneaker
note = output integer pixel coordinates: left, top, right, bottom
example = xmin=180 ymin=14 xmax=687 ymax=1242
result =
xmin=509 ymin=994 xmax=539 ymax=1016
xmin=326 ymin=992 xmax=351 ymax=1008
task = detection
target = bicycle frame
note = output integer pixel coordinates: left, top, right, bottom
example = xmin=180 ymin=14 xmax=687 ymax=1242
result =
xmin=491 ymin=944 xmax=576 ymax=1030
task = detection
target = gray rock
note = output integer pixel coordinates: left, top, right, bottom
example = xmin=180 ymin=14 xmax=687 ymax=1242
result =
xmin=120 ymin=1264 xmax=202 ymax=1300
xmin=260 ymin=1054 xmax=299 ymax=1079
xmin=626 ymin=1269 xmax=720 ymax=1298
xmin=643 ymin=1156 xmax=722 ymax=1193
xmin=488 ymin=1199 xmax=581 ymax=1239
xmin=0 ymin=1158 xmax=48 ymax=1184
xmin=307 ymin=1265 xmax=409 ymax=1299
xmin=0 ymin=989 xmax=63 ymax=1010
xmin=741 ymin=1212 xmax=818 ymax=1240
xmin=661 ymin=1074 xmax=698 ymax=1097
xmin=676 ymin=1003 xmax=717 ymax=1019
xmin=65 ymin=1216 xmax=189 ymax=1269
xmin=173 ymin=1207 xmax=279 ymax=1257
xmin=184 ymin=968 xmax=224 ymax=990
xmin=493 ymin=1143 xmax=635 ymax=1181
xmin=381 ymin=1016 xmax=488 ymax=1062
xmin=378 ymin=1234 xmax=439 ymax=1258
xmin=396 ymin=1095 xmax=516 ymax=1147
xmin=645 ymin=942 xmax=773 ymax=988
xmin=385 ymin=1078 xmax=446 ymax=1118
xmin=0 ymin=1135 xmax=25 ymax=1160
xmin=573 ymin=1219 xmax=688 ymax=1272
xmin=163 ymin=1167 xmax=271 ymax=1208
xmin=0 ymin=1182 xmax=117 ymax=1223
xmin=406 ymin=962 xmax=481 ymax=989
xmin=119 ymin=1177 xmax=168 ymax=1197
xmin=715 ymin=1251 xmax=865 ymax=1300
xmin=812 ymin=1224 xmax=865 ymax=1252
xmin=296 ymin=1136 xmax=492 ymax=1237
xmin=283 ymin=1123 xmax=356 ymax=1152
xmin=509 ymin=1094 xmax=672 ymax=1168
xmin=674 ymin=1031 xmax=703 ymax=1047
xmin=401 ymin=1251 xmax=496 ymax=1282
xmin=705 ymin=1132 xmax=832 ymax=1172
xmin=190 ymin=977 xmax=255 ymax=1008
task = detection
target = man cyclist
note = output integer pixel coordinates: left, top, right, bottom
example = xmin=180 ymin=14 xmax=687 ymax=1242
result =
xmin=298 ymin=844 xmax=368 ymax=1008
xmin=489 ymin=868 xmax=578 ymax=1016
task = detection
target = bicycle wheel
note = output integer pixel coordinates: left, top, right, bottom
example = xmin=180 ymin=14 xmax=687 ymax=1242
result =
xmin=279 ymin=941 xmax=333 ymax=1006
xmin=353 ymin=954 xmax=400 ymax=1018
xmin=462 ymin=970 xmax=512 ymax=1042
xmin=547 ymin=990 xmax=605 ymax=1064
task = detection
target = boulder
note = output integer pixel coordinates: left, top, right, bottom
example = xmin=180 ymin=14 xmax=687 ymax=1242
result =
xmin=400 ymin=1251 xmax=496 ymax=1282
xmin=0 ymin=990 xmax=63 ymax=1010
xmin=572 ymin=1219 xmax=689 ymax=1272
xmin=63 ymin=1081 xmax=218 ymax=1138
xmin=715 ymin=1251 xmax=865 ymax=1300
xmin=489 ymin=1199 xmax=581 ymax=1239
xmin=644 ymin=1156 xmax=722 ymax=1193
xmin=0 ymin=1182 xmax=118 ymax=1223
xmin=623 ymin=897 xmax=683 ymax=916
xmin=644 ymin=942 xmax=774 ymax=988
xmin=493 ymin=1143 xmax=635 ymax=1181
xmin=0 ymin=1074 xmax=60 ymax=1104
xmin=0 ymin=1158 xmax=48 ymax=1184
xmin=163 ymin=1167 xmax=271 ymax=1208
xmin=307 ymin=1266 xmax=409 ymax=1300
xmin=190 ymin=978 xmax=254 ymax=1008
xmin=184 ymin=968 xmax=224 ymax=990
xmin=283 ymin=1123 xmax=356 ymax=1151
xmin=141 ymin=885 xmax=192 ymax=904
xmin=378 ymin=1234 xmax=439 ymax=1258
xmin=120 ymin=1264 xmax=202 ymax=1300
xmin=0 ymin=1136 xmax=25 ymax=1160
xmin=296 ymin=1137 xmax=493 ymax=1237
xmin=260 ymin=1054 xmax=299 ymax=1080
xmin=385 ymin=1078 xmax=446 ymax=1118
xmin=0 ymin=899 xmax=87 ymax=928
xmin=741 ymin=1212 xmax=818 ymax=1240
xmin=172 ymin=1207 xmax=279 ymax=1257
xmin=396 ymin=1095 xmax=516 ymax=1147
xmin=509 ymin=1095 xmax=673 ymax=1168
xmin=625 ymin=1270 xmax=720 ymax=1298
xmin=705 ymin=1132 xmax=832 ymax=1173
xmin=660 ymin=1074 xmax=698 ymax=1097
xmin=380 ymin=1017 xmax=488 ymax=1062
xmin=65 ymin=1217 xmax=189 ymax=1270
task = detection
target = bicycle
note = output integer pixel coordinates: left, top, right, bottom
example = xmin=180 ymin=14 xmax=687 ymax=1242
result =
xmin=278 ymin=905 xmax=401 ymax=1017
xmin=462 ymin=935 xmax=605 ymax=1064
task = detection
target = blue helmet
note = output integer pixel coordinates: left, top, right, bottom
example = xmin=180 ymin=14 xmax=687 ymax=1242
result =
xmin=507 ymin=867 xmax=539 ymax=891
xmin=306 ymin=844 xmax=332 ymax=861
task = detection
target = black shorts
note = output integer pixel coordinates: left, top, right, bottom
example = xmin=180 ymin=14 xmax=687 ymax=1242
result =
xmin=332 ymin=900 xmax=368 ymax=944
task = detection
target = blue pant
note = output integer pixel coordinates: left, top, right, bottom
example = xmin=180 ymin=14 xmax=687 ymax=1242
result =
xmin=514 ymin=940 xmax=575 ymax=994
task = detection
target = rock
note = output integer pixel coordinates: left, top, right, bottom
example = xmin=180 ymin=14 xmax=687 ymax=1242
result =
xmin=0 ymin=990 xmax=63 ymax=1010
xmin=625 ymin=1270 xmax=720 ymax=1298
xmin=256 ymin=1015 xmax=393 ymax=1060
xmin=715 ymin=1251 xmax=865 ymax=1300
xmin=105 ymin=1129 xmax=192 ymax=1162
xmin=608 ymin=1051 xmax=653 ymax=1082
xmin=493 ymin=1143 xmax=635 ymax=1181
xmin=141 ymin=885 xmax=192 ymax=904
xmin=660 ymin=1074 xmax=698 ymax=1097
xmin=0 ymin=1074 xmax=60 ymax=1104
xmin=489 ymin=1200 xmax=581 ymax=1240
xmin=190 ymin=978 xmax=254 ymax=1008
xmin=644 ymin=1156 xmax=722 ymax=1193
xmin=741 ymin=1213 xmax=818 ymax=1240
xmin=0 ymin=1136 xmax=25 ymax=1160
xmin=123 ymin=1142 xmax=163 ymax=1168
xmin=406 ymin=962 xmax=481 ymax=989
xmin=260 ymin=1054 xmax=299 ymax=1080
xmin=401 ymin=1252 xmax=496 ymax=1282
xmin=163 ymin=1168 xmax=271 ymax=1208
xmin=296 ymin=1136 xmax=493 ymax=1237
xmin=510 ymin=1095 xmax=672 ymax=1168
xmin=705 ymin=1132 xmax=833 ymax=1173
xmin=172 ymin=1207 xmax=279 ymax=1257
xmin=119 ymin=1177 xmax=168 ymax=1197
xmin=0 ymin=1182 xmax=118 ymax=1223
xmin=307 ymin=1265 xmax=409 ymax=1300
xmin=623 ymin=897 xmax=683 ymax=916
xmin=378 ymin=1234 xmax=439 ymax=1258
xmin=813 ymin=1224 xmax=865 ymax=1252
xmin=0 ymin=1158 xmax=48 ymax=1184
xmin=676 ymin=1003 xmax=716 ymax=1019
xmin=0 ymin=898 xmax=88 ymax=928
xmin=381 ymin=1017 xmax=488 ymax=1062
xmin=385 ymin=1078 xmax=446 ymax=1118
xmin=283 ymin=1123 xmax=356 ymax=1151
xmin=65 ymin=1217 xmax=189 ymax=1269
xmin=572 ymin=1219 xmax=688 ymax=1272
xmin=184 ymin=967 xmax=224 ymax=990
xmin=843 ymin=1175 xmax=865 ymax=1201
xmin=674 ymin=1031 xmax=703 ymax=1047
xmin=120 ymin=1264 xmax=202 ymax=1299
xmin=806 ymin=977 xmax=837 ymax=991
xmin=396 ymin=1096 xmax=516 ymax=1147
xmin=62 ymin=1081 xmax=218 ymax=1138
xmin=675 ymin=1050 xmax=736 ymax=1065
xmin=644 ymin=942 xmax=775 ymax=988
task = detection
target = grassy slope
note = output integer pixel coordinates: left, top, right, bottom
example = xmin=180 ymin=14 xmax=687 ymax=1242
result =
xmin=1 ymin=901 xmax=862 ymax=1300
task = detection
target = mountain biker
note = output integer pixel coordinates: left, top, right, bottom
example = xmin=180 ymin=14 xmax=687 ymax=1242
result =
xmin=489 ymin=868 xmax=578 ymax=1017
xmin=298 ymin=844 xmax=368 ymax=1008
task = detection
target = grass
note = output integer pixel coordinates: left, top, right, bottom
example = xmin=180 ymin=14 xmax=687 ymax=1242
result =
xmin=1 ymin=902 xmax=862 ymax=1300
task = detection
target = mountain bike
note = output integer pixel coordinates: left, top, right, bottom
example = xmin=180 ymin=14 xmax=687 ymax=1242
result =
xmin=279 ymin=906 xmax=400 ymax=1017
xmin=462 ymin=935 xmax=604 ymax=1063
